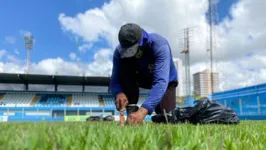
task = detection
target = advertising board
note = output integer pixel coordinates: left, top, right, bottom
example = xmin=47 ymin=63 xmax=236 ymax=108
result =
xmin=0 ymin=116 xmax=8 ymax=122
xmin=64 ymin=115 xmax=90 ymax=121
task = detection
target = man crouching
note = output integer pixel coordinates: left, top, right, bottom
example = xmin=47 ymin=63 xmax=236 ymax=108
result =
xmin=110 ymin=23 xmax=178 ymax=125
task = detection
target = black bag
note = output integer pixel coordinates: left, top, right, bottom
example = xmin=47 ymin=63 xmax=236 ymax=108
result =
xmin=103 ymin=115 xmax=114 ymax=121
xmin=86 ymin=116 xmax=101 ymax=121
xmin=152 ymin=98 xmax=240 ymax=125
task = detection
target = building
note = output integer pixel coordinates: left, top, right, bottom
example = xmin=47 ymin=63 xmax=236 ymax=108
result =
xmin=173 ymin=58 xmax=184 ymax=97
xmin=193 ymin=69 xmax=220 ymax=97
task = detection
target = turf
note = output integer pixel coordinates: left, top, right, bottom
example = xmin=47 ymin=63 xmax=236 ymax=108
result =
xmin=0 ymin=121 xmax=265 ymax=150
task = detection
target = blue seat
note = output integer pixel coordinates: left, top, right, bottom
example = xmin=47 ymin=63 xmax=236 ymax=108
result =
xmin=102 ymin=95 xmax=115 ymax=108
xmin=35 ymin=95 xmax=67 ymax=107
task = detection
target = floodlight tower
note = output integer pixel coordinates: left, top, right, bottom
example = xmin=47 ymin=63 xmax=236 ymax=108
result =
xmin=24 ymin=35 xmax=34 ymax=74
xmin=207 ymin=0 xmax=218 ymax=95
xmin=179 ymin=27 xmax=194 ymax=98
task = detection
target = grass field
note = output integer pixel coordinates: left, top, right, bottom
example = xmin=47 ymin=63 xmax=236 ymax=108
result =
xmin=0 ymin=121 xmax=265 ymax=150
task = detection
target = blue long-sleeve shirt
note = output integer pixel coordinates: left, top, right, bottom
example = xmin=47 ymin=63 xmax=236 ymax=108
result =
xmin=110 ymin=29 xmax=178 ymax=114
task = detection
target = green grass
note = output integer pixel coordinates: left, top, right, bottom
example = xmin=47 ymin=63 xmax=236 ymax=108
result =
xmin=0 ymin=121 xmax=265 ymax=150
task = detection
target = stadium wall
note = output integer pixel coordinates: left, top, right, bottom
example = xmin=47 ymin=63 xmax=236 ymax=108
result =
xmin=0 ymin=107 xmax=113 ymax=122
xmin=0 ymin=107 xmax=152 ymax=122
xmin=210 ymin=83 xmax=266 ymax=119
xmin=2 ymin=82 xmax=266 ymax=122
xmin=0 ymin=90 xmax=152 ymax=122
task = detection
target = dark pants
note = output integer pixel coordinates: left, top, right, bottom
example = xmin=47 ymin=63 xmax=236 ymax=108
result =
xmin=118 ymin=58 xmax=178 ymax=114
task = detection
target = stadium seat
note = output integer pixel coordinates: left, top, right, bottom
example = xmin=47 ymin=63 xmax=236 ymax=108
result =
xmin=71 ymin=93 xmax=99 ymax=107
xmin=35 ymin=95 xmax=67 ymax=107
xmin=101 ymin=95 xmax=114 ymax=108
xmin=137 ymin=95 xmax=147 ymax=107
xmin=100 ymin=94 xmax=147 ymax=108
xmin=0 ymin=93 xmax=35 ymax=107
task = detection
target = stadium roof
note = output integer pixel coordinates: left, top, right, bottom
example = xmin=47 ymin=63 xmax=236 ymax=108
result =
xmin=0 ymin=73 xmax=110 ymax=86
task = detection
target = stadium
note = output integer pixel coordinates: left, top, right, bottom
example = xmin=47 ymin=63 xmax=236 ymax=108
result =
xmin=1 ymin=72 xmax=266 ymax=122
xmin=0 ymin=73 xmax=150 ymax=122
xmin=1 ymin=0 xmax=266 ymax=149
xmin=0 ymin=73 xmax=266 ymax=149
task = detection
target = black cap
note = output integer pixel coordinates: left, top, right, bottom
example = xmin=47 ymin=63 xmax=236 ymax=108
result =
xmin=118 ymin=23 xmax=142 ymax=58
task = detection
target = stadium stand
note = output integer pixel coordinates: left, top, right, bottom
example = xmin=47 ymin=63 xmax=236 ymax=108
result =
xmin=35 ymin=95 xmax=67 ymax=107
xmin=100 ymin=95 xmax=116 ymax=108
xmin=137 ymin=95 xmax=147 ymax=107
xmin=0 ymin=73 xmax=266 ymax=122
xmin=87 ymin=94 xmax=100 ymax=107
xmin=30 ymin=95 xmax=40 ymax=106
xmin=101 ymin=95 xmax=115 ymax=108
xmin=71 ymin=93 xmax=99 ymax=107
xmin=98 ymin=96 xmax=104 ymax=107
xmin=100 ymin=94 xmax=148 ymax=108
xmin=67 ymin=96 xmax=72 ymax=106
xmin=0 ymin=93 xmax=34 ymax=107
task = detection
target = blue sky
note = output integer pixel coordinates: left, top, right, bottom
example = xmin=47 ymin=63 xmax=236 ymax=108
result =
xmin=0 ymin=0 xmax=238 ymax=64
xmin=207 ymin=0 xmax=239 ymax=24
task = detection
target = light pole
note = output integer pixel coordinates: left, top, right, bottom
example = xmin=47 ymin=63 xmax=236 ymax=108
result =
xmin=24 ymin=35 xmax=33 ymax=74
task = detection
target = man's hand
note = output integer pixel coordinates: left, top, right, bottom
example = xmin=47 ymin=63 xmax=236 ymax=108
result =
xmin=127 ymin=107 xmax=148 ymax=125
xmin=115 ymin=93 xmax=128 ymax=111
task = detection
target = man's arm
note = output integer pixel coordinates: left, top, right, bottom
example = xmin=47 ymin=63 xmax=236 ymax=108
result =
xmin=141 ymin=44 xmax=171 ymax=114
xmin=110 ymin=50 xmax=123 ymax=97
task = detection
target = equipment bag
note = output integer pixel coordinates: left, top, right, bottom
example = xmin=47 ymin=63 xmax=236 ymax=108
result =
xmin=103 ymin=115 xmax=115 ymax=121
xmin=86 ymin=116 xmax=101 ymax=121
xmin=152 ymin=98 xmax=240 ymax=125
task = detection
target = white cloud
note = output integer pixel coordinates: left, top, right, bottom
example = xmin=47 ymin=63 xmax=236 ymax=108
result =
xmin=190 ymin=54 xmax=266 ymax=91
xmin=0 ymin=49 xmax=112 ymax=77
xmin=0 ymin=0 xmax=265 ymax=92
xmin=1 ymin=49 xmax=265 ymax=91
xmin=5 ymin=36 xmax=16 ymax=44
xmin=58 ymin=0 xmax=266 ymax=62
xmin=31 ymin=57 xmax=81 ymax=75
xmin=58 ymin=0 xmax=210 ymax=59
xmin=7 ymin=55 xmax=22 ymax=64
xmin=56 ymin=0 xmax=266 ymax=91
xmin=14 ymin=49 xmax=20 ymax=55
xmin=213 ymin=0 xmax=266 ymax=62
xmin=19 ymin=30 xmax=32 ymax=37
xmin=69 ymin=52 xmax=77 ymax=61
xmin=78 ymin=43 xmax=93 ymax=53
xmin=0 ymin=49 xmax=21 ymax=63
xmin=86 ymin=49 xmax=113 ymax=76
xmin=32 ymin=49 xmax=112 ymax=76
xmin=0 ymin=49 xmax=7 ymax=60
xmin=58 ymin=10 xmax=116 ymax=48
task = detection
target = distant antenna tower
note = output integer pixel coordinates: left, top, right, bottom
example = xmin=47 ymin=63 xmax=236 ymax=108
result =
xmin=207 ymin=0 xmax=218 ymax=95
xmin=24 ymin=35 xmax=34 ymax=74
xmin=179 ymin=27 xmax=194 ymax=97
